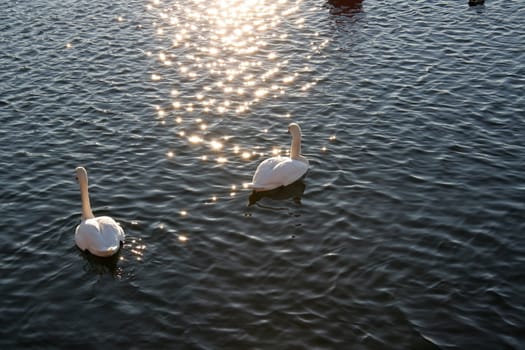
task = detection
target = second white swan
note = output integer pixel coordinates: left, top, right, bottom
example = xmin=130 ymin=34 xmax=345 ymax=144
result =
xmin=75 ymin=167 xmax=125 ymax=257
xmin=250 ymin=123 xmax=309 ymax=192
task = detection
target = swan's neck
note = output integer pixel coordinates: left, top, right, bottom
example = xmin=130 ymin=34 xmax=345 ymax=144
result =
xmin=290 ymin=132 xmax=301 ymax=160
xmin=80 ymin=180 xmax=95 ymax=220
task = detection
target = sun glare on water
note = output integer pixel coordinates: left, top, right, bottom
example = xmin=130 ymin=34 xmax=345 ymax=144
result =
xmin=147 ymin=0 xmax=314 ymax=118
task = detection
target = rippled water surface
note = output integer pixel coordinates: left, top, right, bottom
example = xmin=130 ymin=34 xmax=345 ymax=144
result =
xmin=1 ymin=0 xmax=524 ymax=349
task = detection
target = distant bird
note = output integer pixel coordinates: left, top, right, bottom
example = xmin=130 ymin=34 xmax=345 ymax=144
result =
xmin=469 ymin=0 xmax=485 ymax=6
xmin=74 ymin=167 xmax=125 ymax=257
xmin=249 ymin=123 xmax=309 ymax=203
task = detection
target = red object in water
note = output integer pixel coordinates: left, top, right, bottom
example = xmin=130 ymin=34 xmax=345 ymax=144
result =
xmin=327 ymin=0 xmax=363 ymax=14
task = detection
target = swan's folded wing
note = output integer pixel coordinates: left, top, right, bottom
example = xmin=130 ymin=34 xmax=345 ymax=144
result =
xmin=252 ymin=157 xmax=308 ymax=190
xmin=75 ymin=220 xmax=100 ymax=252
xmin=97 ymin=216 xmax=125 ymax=243
xmin=274 ymin=159 xmax=308 ymax=187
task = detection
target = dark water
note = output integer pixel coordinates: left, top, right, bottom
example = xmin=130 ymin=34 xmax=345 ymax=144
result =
xmin=1 ymin=0 xmax=524 ymax=349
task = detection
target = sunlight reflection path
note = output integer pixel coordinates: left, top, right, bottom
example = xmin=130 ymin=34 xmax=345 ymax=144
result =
xmin=147 ymin=0 xmax=326 ymax=117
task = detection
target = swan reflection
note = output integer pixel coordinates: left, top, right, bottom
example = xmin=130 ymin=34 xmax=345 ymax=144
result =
xmin=249 ymin=177 xmax=306 ymax=206
xmin=79 ymin=248 xmax=123 ymax=276
xmin=78 ymin=234 xmax=145 ymax=277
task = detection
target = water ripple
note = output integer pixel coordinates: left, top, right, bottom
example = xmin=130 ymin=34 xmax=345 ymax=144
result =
xmin=1 ymin=0 xmax=525 ymax=349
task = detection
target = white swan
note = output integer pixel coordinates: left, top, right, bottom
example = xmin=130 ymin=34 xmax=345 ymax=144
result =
xmin=75 ymin=167 xmax=125 ymax=257
xmin=250 ymin=123 xmax=309 ymax=192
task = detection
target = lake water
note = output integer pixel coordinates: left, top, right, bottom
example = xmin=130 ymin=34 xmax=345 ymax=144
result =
xmin=1 ymin=0 xmax=524 ymax=349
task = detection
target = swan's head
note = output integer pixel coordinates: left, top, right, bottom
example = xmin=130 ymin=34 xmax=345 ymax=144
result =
xmin=288 ymin=123 xmax=302 ymax=137
xmin=75 ymin=166 xmax=89 ymax=185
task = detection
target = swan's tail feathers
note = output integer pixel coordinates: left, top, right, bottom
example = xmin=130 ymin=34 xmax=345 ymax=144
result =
xmin=92 ymin=244 xmax=120 ymax=257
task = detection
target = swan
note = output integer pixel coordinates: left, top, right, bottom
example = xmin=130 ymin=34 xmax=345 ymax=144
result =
xmin=75 ymin=167 xmax=125 ymax=257
xmin=250 ymin=122 xmax=309 ymax=193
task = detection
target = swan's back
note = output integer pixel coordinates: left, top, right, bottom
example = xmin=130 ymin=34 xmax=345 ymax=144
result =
xmin=252 ymin=156 xmax=308 ymax=191
xmin=75 ymin=216 xmax=124 ymax=257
